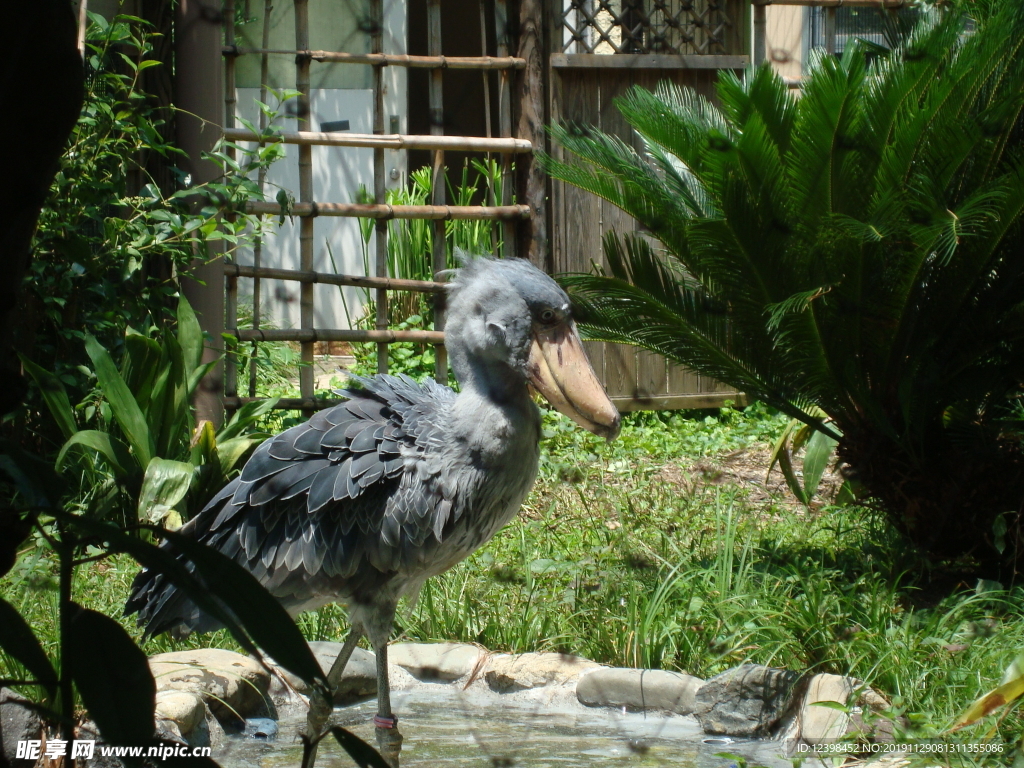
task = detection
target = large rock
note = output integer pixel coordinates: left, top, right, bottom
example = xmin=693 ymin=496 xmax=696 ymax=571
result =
xmin=576 ymin=668 xmax=703 ymax=714
xmin=149 ymin=649 xmax=270 ymax=725
xmin=388 ymin=643 xmax=482 ymax=682
xmin=483 ymin=653 xmax=600 ymax=693
xmin=267 ymin=641 xmax=376 ymax=704
xmin=693 ymin=664 xmax=799 ymax=737
xmin=0 ymin=688 xmax=42 ymax=768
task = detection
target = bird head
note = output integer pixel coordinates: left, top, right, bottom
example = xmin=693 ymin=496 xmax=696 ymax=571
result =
xmin=446 ymin=257 xmax=621 ymax=440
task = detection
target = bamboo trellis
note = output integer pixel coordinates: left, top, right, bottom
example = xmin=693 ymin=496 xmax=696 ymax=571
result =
xmin=221 ymin=0 xmax=529 ymax=412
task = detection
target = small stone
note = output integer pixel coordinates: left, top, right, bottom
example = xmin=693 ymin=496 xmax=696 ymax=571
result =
xmin=799 ymin=674 xmax=854 ymax=745
xmin=576 ymin=668 xmax=703 ymax=714
xmin=155 ymin=718 xmax=186 ymax=745
xmin=387 ymin=643 xmax=482 ymax=682
xmin=149 ymin=649 xmax=270 ymax=725
xmin=242 ymin=718 xmax=278 ymax=741
xmin=154 ymin=690 xmax=206 ymax=740
xmin=693 ymin=664 xmax=799 ymax=737
xmin=483 ymin=653 xmax=600 ymax=692
xmin=267 ymin=641 xmax=376 ymax=704
xmin=1 ymin=688 xmax=43 ymax=768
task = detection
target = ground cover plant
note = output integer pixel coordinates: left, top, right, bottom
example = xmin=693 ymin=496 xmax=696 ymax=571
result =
xmin=545 ymin=3 xmax=1024 ymax=574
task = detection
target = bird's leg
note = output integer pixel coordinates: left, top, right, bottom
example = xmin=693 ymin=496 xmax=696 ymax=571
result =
xmin=304 ymin=627 xmax=362 ymax=745
xmin=326 ymin=627 xmax=364 ymax=690
xmin=372 ymin=639 xmax=403 ymax=768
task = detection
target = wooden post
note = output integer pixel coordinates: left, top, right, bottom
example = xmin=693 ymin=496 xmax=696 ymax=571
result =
xmin=481 ymin=1 xmax=498 ymax=255
xmin=176 ymin=0 xmax=225 ymax=426
xmin=223 ymin=0 xmax=238 ymax=407
xmin=480 ymin=2 xmax=493 ymax=141
xmin=495 ymin=0 xmax=515 ymax=258
xmin=516 ymin=0 xmax=547 ymax=269
xmin=428 ymin=0 xmax=448 ymax=383
xmin=250 ymin=0 xmax=273 ymax=398
xmin=824 ymin=6 xmax=837 ymax=55
xmin=295 ymin=0 xmax=315 ymax=409
xmin=373 ymin=0 xmax=389 ymax=374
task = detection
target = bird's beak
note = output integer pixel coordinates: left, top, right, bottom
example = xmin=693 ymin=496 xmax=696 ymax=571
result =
xmin=527 ymin=322 xmax=621 ymax=440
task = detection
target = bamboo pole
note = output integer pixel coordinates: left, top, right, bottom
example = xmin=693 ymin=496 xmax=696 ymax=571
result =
xmin=495 ymin=0 xmax=514 ymax=259
xmin=373 ymin=0 xmax=388 ymax=374
xmin=223 ymin=0 xmax=238 ymax=407
xmin=549 ymin=53 xmax=751 ymax=68
xmin=223 ymin=49 xmax=526 ymax=68
xmin=224 ymin=263 xmax=447 ymax=293
xmin=243 ymin=201 xmax=531 ymax=219
xmin=233 ymin=328 xmax=445 ymax=343
xmin=250 ymin=0 xmax=273 ymax=398
xmin=223 ymin=128 xmax=532 ymax=152
xmin=428 ymin=0 xmax=448 ymax=384
xmin=295 ymin=0 xmax=315 ymax=410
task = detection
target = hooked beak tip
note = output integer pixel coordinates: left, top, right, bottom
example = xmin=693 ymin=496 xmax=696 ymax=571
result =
xmin=527 ymin=324 xmax=622 ymax=441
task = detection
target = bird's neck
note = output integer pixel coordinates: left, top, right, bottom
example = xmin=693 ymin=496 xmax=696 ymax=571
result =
xmin=450 ymin=366 xmax=540 ymax=458
xmin=455 ymin=358 xmax=529 ymax=406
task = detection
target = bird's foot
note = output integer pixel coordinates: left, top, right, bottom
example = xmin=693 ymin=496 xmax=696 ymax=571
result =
xmin=375 ymin=723 xmax=403 ymax=768
xmin=304 ymin=692 xmax=334 ymax=741
xmin=373 ymin=714 xmax=398 ymax=729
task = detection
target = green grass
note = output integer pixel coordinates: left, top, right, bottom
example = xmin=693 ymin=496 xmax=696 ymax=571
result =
xmin=4 ymin=402 xmax=1023 ymax=756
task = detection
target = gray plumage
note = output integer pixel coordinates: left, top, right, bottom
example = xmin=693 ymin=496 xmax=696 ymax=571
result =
xmin=126 ymin=258 xmax=619 ymax=655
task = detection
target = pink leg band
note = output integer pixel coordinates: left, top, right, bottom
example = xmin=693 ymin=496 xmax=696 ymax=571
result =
xmin=373 ymin=715 xmax=397 ymax=729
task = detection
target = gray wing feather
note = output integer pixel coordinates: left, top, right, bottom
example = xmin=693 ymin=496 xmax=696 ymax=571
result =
xmin=126 ymin=373 xmax=458 ymax=636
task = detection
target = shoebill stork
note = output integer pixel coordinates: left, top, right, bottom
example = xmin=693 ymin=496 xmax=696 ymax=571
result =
xmin=125 ymin=257 xmax=620 ymax=755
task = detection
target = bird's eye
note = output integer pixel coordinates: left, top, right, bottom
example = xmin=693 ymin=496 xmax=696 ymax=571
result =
xmin=539 ymin=309 xmax=557 ymax=324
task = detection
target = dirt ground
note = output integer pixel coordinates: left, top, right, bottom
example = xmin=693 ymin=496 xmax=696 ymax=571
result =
xmin=653 ymin=444 xmax=843 ymax=511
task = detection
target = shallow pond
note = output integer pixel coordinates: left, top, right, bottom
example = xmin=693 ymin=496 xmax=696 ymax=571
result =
xmin=217 ymin=691 xmax=793 ymax=768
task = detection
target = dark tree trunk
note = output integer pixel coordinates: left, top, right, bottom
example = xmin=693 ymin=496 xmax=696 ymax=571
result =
xmin=516 ymin=0 xmax=549 ymax=271
xmin=0 ymin=1 xmax=83 ymax=417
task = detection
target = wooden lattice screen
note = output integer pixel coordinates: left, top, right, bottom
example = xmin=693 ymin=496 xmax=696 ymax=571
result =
xmin=560 ymin=0 xmax=737 ymax=55
xmin=219 ymin=0 xmax=530 ymax=413
xmin=549 ymin=0 xmax=748 ymax=411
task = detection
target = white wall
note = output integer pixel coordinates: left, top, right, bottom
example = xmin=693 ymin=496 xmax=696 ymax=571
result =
xmin=233 ymin=88 xmax=380 ymax=331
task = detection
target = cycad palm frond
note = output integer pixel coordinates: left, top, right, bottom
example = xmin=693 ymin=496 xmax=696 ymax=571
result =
xmin=545 ymin=4 xmax=1024 ymax=569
